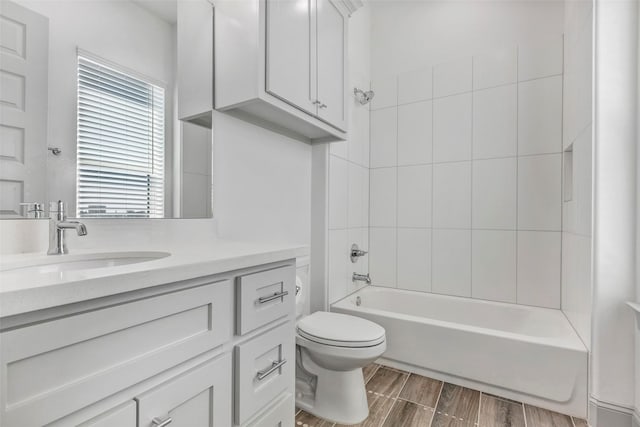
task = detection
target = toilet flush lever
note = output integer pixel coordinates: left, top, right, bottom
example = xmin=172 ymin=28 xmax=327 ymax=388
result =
xmin=350 ymin=243 xmax=368 ymax=263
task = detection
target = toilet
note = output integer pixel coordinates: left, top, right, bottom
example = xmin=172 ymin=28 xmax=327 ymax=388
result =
xmin=294 ymin=276 xmax=386 ymax=425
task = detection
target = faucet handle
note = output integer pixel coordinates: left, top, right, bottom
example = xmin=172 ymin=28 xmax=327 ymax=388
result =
xmin=20 ymin=202 xmax=45 ymax=218
xmin=350 ymin=243 xmax=368 ymax=263
xmin=48 ymin=200 xmax=66 ymax=220
xmin=49 ymin=200 xmax=64 ymax=212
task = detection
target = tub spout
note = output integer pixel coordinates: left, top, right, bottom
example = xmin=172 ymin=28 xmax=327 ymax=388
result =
xmin=352 ymin=273 xmax=371 ymax=284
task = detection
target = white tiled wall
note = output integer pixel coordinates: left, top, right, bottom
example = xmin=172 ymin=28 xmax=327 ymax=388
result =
xmin=369 ymin=36 xmax=564 ymax=309
xmin=561 ymin=0 xmax=593 ymax=348
xmin=326 ymin=6 xmax=371 ymax=305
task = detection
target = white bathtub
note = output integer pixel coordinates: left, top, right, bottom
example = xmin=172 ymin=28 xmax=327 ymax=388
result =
xmin=331 ymin=286 xmax=588 ymax=418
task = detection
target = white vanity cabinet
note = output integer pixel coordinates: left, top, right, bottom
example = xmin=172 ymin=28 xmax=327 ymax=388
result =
xmin=0 ymin=260 xmax=297 ymax=427
xmin=136 ymin=353 xmax=232 ymax=427
xmin=215 ymin=0 xmax=350 ymax=141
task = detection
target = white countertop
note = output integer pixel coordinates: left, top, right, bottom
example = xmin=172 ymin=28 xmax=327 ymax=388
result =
xmin=0 ymin=241 xmax=308 ymax=318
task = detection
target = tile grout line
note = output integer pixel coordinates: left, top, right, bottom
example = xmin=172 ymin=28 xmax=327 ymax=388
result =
xmin=470 ymin=56 xmax=475 ymax=299
xmin=430 ymin=64 xmax=435 ymax=293
xmin=515 ymin=44 xmax=520 ymax=304
xmin=364 ymin=364 xmax=381 ymax=385
xmin=378 ymin=371 xmax=412 ymax=427
xmin=394 ymin=75 xmax=399 ymax=290
xmin=559 ymin=34 xmax=565 ymax=312
xmin=395 ymin=396 xmax=438 ymax=411
xmin=369 ymin=72 xmax=562 ymax=112
xmin=427 ymin=380 xmax=445 ymax=427
xmin=368 ymin=150 xmax=566 ymax=170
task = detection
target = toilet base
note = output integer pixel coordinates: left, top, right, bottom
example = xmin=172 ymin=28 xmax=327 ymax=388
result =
xmin=296 ymin=349 xmax=369 ymax=425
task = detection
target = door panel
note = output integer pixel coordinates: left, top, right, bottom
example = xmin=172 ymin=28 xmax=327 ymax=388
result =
xmin=0 ymin=1 xmax=48 ymax=217
xmin=316 ymin=0 xmax=346 ymax=130
xmin=265 ymin=0 xmax=315 ymax=114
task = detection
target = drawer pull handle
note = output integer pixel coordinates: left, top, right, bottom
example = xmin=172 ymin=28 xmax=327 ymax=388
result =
xmin=257 ymin=359 xmax=287 ymax=380
xmin=258 ymin=290 xmax=289 ymax=304
xmin=152 ymin=416 xmax=173 ymax=427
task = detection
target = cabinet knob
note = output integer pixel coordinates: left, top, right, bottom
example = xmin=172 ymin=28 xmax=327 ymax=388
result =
xmin=152 ymin=416 xmax=173 ymax=427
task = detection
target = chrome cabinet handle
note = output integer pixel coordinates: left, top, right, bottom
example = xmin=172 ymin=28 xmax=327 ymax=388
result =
xmin=258 ymin=290 xmax=289 ymax=304
xmin=312 ymin=100 xmax=321 ymax=105
xmin=319 ymin=103 xmax=327 ymax=109
xmin=152 ymin=416 xmax=173 ymax=427
xmin=257 ymin=359 xmax=287 ymax=381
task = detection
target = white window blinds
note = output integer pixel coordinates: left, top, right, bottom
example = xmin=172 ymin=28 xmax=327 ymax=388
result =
xmin=76 ymin=55 xmax=165 ymax=218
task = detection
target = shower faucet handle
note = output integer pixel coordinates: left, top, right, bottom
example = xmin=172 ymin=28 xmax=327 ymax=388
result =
xmin=350 ymin=243 xmax=368 ymax=263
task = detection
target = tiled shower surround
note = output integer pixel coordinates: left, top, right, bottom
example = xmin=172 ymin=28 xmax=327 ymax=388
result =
xmin=368 ymin=37 xmax=565 ymax=309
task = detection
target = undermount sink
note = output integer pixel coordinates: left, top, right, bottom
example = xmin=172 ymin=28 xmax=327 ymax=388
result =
xmin=0 ymin=251 xmax=171 ymax=275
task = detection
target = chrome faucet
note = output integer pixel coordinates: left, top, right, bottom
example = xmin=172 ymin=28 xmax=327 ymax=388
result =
xmin=352 ymin=272 xmax=371 ymax=284
xmin=48 ymin=201 xmax=87 ymax=255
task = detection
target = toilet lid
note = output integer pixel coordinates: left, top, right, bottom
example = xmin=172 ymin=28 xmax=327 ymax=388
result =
xmin=297 ymin=312 xmax=385 ymax=347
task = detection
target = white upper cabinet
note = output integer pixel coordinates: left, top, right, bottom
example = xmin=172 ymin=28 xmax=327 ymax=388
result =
xmin=177 ymin=0 xmax=213 ymax=122
xmin=316 ymin=0 xmax=347 ymax=131
xmin=215 ymin=0 xmax=352 ymax=142
xmin=265 ymin=0 xmax=315 ymax=115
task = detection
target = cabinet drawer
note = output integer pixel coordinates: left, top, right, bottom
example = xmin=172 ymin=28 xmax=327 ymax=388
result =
xmin=236 ymin=265 xmax=295 ymax=334
xmin=137 ymin=353 xmax=232 ymax=427
xmin=243 ymin=393 xmax=295 ymax=427
xmin=234 ymin=321 xmax=295 ymax=425
xmin=0 ymin=281 xmax=233 ymax=427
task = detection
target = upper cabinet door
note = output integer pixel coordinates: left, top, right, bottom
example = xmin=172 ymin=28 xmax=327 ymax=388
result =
xmin=177 ymin=0 xmax=213 ymax=120
xmin=265 ymin=0 xmax=315 ymax=114
xmin=316 ymin=0 xmax=347 ymax=131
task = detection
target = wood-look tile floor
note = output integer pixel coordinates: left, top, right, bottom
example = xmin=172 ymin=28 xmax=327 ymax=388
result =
xmin=295 ymin=364 xmax=588 ymax=427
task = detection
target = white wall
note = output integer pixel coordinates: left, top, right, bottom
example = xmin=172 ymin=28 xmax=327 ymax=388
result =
xmin=326 ymin=5 xmax=371 ymax=305
xmin=561 ymin=0 xmax=593 ymax=349
xmin=181 ymin=122 xmax=212 ymax=218
xmin=211 ymin=111 xmax=311 ymax=246
xmin=369 ymin=0 xmax=564 ymax=80
xmin=636 ymin=3 xmax=640 ymax=419
xmin=592 ymin=0 xmax=638 ymax=416
xmin=15 ymin=0 xmax=176 ymax=216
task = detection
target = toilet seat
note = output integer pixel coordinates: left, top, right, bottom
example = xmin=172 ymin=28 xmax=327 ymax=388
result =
xmin=297 ymin=312 xmax=385 ymax=348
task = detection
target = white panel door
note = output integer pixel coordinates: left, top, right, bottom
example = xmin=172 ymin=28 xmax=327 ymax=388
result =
xmin=265 ymin=0 xmax=315 ymax=114
xmin=0 ymin=1 xmax=48 ymax=217
xmin=316 ymin=0 xmax=346 ymax=131
xmin=137 ymin=354 xmax=232 ymax=427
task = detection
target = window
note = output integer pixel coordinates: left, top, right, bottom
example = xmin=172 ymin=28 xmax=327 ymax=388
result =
xmin=76 ymin=55 xmax=165 ymax=218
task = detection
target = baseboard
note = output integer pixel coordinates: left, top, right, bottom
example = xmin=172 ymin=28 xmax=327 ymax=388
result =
xmin=589 ymin=397 xmax=635 ymax=427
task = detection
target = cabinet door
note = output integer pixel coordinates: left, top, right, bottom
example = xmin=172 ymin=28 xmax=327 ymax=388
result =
xmin=177 ymin=0 xmax=213 ymax=120
xmin=137 ymin=354 xmax=232 ymax=427
xmin=316 ymin=0 xmax=347 ymax=131
xmin=265 ymin=0 xmax=316 ymax=114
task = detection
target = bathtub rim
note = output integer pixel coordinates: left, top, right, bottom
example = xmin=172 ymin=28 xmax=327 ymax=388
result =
xmin=331 ymin=286 xmax=587 ymax=353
